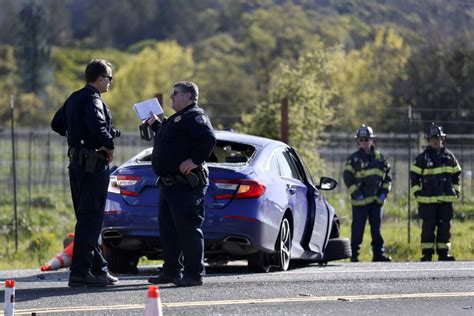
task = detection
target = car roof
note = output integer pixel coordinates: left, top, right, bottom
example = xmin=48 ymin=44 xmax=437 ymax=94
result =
xmin=215 ymin=130 xmax=286 ymax=148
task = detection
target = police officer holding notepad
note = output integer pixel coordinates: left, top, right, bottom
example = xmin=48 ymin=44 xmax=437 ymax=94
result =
xmin=146 ymin=81 xmax=216 ymax=287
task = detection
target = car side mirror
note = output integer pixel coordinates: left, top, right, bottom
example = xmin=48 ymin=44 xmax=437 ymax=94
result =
xmin=317 ymin=177 xmax=337 ymax=191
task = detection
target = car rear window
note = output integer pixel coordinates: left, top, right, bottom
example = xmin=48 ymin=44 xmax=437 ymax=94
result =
xmin=133 ymin=141 xmax=256 ymax=165
xmin=207 ymin=141 xmax=256 ymax=164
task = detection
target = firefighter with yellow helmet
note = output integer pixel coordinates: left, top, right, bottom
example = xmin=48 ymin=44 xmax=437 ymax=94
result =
xmin=410 ymin=123 xmax=461 ymax=261
xmin=343 ymin=124 xmax=392 ymax=262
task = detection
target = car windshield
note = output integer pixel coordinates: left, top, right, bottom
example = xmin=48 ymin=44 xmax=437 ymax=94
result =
xmin=134 ymin=141 xmax=256 ymax=165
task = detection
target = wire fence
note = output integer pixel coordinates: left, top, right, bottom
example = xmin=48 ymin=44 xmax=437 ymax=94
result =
xmin=0 ymin=128 xmax=473 ymax=232
xmin=318 ymin=132 xmax=474 ymax=202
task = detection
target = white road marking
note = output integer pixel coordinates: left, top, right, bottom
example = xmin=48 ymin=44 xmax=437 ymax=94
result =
xmin=282 ymin=267 xmax=474 ymax=274
xmin=10 ymin=292 xmax=474 ymax=315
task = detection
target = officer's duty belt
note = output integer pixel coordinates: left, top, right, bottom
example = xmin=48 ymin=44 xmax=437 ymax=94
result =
xmin=68 ymin=147 xmax=107 ymax=161
xmin=159 ymin=174 xmax=187 ymax=186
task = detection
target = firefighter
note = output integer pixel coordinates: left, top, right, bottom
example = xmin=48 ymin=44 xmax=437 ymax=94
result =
xmin=410 ymin=123 xmax=461 ymax=261
xmin=343 ymin=125 xmax=392 ymax=262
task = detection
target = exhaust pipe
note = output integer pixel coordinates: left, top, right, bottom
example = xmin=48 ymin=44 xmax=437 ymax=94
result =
xmin=223 ymin=236 xmax=251 ymax=246
xmin=102 ymin=230 xmax=123 ymax=239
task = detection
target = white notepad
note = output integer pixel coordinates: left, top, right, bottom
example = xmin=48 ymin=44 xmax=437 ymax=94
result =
xmin=133 ymin=98 xmax=164 ymax=121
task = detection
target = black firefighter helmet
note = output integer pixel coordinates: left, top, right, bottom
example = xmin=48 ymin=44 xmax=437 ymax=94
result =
xmin=355 ymin=124 xmax=375 ymax=139
xmin=425 ymin=122 xmax=446 ymax=139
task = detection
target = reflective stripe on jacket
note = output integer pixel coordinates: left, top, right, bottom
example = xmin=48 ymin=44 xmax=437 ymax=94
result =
xmin=410 ymin=146 xmax=461 ymax=204
xmin=343 ymin=147 xmax=392 ymax=206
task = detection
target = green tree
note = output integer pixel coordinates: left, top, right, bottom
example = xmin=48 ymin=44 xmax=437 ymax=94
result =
xmin=333 ymin=27 xmax=411 ymax=132
xmin=104 ymin=41 xmax=194 ymax=129
xmin=238 ymin=43 xmax=342 ymax=174
xmin=240 ymin=3 xmax=322 ymax=94
xmin=393 ymin=35 xmax=474 ymax=134
xmin=194 ymin=34 xmax=259 ymax=128
xmin=15 ymin=0 xmax=51 ymax=95
xmin=0 ymin=45 xmax=18 ymax=125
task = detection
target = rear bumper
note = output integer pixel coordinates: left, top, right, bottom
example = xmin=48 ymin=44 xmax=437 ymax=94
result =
xmin=103 ymin=193 xmax=279 ymax=258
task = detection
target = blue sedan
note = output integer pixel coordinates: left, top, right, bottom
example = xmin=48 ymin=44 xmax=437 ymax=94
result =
xmin=102 ymin=131 xmax=350 ymax=273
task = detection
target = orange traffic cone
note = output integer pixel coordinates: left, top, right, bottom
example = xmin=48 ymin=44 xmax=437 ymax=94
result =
xmin=40 ymin=241 xmax=74 ymax=272
xmin=4 ymin=279 xmax=15 ymax=316
xmin=63 ymin=232 xmax=75 ymax=248
xmin=144 ymin=285 xmax=163 ymax=316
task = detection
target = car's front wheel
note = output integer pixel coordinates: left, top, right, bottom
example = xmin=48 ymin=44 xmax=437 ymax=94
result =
xmin=103 ymin=245 xmax=139 ymax=274
xmin=276 ymin=217 xmax=291 ymax=271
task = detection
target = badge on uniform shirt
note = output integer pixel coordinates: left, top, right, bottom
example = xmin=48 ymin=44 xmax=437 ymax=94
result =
xmin=93 ymin=98 xmax=105 ymax=120
xmin=174 ymin=116 xmax=182 ymax=123
xmin=195 ymin=115 xmax=207 ymax=125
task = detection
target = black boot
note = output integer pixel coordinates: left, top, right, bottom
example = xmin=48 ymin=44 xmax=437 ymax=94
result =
xmin=373 ymin=254 xmax=391 ymax=262
xmin=420 ymin=249 xmax=433 ymax=262
xmin=438 ymin=250 xmax=456 ymax=261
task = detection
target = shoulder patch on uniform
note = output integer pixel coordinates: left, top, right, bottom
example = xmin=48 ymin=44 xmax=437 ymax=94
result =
xmin=195 ymin=115 xmax=207 ymax=125
xmin=93 ymin=98 xmax=105 ymax=120
xmin=92 ymin=98 xmax=102 ymax=109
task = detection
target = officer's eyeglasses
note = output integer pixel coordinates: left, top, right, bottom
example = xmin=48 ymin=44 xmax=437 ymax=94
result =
xmin=358 ymin=138 xmax=370 ymax=142
xmin=102 ymin=75 xmax=113 ymax=81
xmin=171 ymin=90 xmax=186 ymax=96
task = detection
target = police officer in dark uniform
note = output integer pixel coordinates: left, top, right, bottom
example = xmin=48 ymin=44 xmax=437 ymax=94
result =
xmin=51 ymin=59 xmax=120 ymax=287
xmin=411 ymin=123 xmax=461 ymax=261
xmin=146 ymin=81 xmax=216 ymax=287
xmin=343 ymin=124 xmax=392 ymax=262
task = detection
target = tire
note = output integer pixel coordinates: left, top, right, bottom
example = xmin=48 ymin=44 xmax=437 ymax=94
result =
xmin=275 ymin=218 xmax=291 ymax=271
xmin=322 ymin=238 xmax=352 ymax=262
xmin=103 ymin=245 xmax=139 ymax=274
xmin=329 ymin=215 xmax=341 ymax=239
xmin=248 ymin=251 xmax=271 ymax=273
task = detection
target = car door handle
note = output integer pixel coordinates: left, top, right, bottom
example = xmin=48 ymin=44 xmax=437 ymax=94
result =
xmin=287 ymin=184 xmax=297 ymax=195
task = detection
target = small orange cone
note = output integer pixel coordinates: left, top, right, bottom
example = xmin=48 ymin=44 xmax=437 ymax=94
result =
xmin=4 ymin=279 xmax=15 ymax=316
xmin=40 ymin=241 xmax=74 ymax=272
xmin=144 ymin=285 xmax=163 ymax=316
xmin=63 ymin=232 xmax=75 ymax=248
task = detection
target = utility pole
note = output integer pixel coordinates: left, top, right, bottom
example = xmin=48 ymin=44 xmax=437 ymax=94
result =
xmin=155 ymin=93 xmax=163 ymax=107
xmin=281 ymin=97 xmax=289 ymax=144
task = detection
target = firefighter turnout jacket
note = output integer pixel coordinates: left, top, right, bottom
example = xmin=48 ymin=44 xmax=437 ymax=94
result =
xmin=410 ymin=146 xmax=461 ymax=204
xmin=343 ymin=148 xmax=392 ymax=206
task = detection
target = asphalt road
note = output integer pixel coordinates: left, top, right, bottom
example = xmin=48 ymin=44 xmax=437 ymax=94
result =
xmin=1 ymin=261 xmax=473 ymax=315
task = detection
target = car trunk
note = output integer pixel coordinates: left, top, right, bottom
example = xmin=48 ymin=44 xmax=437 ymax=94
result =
xmin=110 ymin=163 xmax=254 ymax=208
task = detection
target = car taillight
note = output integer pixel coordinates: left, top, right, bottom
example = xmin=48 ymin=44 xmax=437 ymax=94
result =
xmin=108 ymin=175 xmax=141 ymax=196
xmin=213 ymin=179 xmax=266 ymax=200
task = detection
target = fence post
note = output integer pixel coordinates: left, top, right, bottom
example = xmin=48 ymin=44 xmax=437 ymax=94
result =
xmin=10 ymin=95 xmax=18 ymax=252
xmin=407 ymin=105 xmax=412 ymax=244
xmin=460 ymin=140 xmax=464 ymax=205
xmin=28 ymin=130 xmax=32 ymax=213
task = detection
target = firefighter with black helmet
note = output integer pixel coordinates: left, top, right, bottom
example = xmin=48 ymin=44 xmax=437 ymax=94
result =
xmin=410 ymin=123 xmax=461 ymax=261
xmin=343 ymin=124 xmax=392 ymax=262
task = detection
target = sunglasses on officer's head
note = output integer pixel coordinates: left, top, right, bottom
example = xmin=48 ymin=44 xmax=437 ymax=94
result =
xmin=358 ymin=138 xmax=370 ymax=142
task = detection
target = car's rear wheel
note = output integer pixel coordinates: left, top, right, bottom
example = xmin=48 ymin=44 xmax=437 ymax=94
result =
xmin=103 ymin=245 xmax=140 ymax=274
xmin=276 ymin=217 xmax=291 ymax=271
xmin=248 ymin=251 xmax=271 ymax=273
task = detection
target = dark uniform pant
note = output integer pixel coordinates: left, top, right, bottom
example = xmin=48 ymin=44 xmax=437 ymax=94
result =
xmin=418 ymin=203 xmax=453 ymax=256
xmin=351 ymin=202 xmax=385 ymax=257
xmin=159 ymin=182 xmax=207 ymax=280
xmin=68 ymin=158 xmax=109 ymax=278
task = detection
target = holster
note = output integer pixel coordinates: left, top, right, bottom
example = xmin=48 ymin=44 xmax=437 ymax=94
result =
xmin=78 ymin=148 xmax=107 ymax=173
xmin=139 ymin=123 xmax=152 ymax=141
xmin=188 ymin=164 xmax=208 ymax=188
